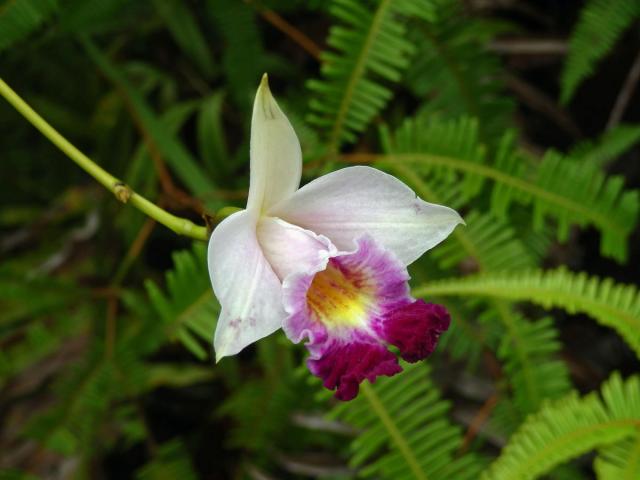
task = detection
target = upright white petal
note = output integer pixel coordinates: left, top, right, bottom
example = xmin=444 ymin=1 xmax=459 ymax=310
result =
xmin=269 ymin=166 xmax=464 ymax=266
xmin=208 ymin=210 xmax=285 ymax=361
xmin=257 ymin=217 xmax=337 ymax=280
xmin=246 ymin=74 xmax=302 ymax=213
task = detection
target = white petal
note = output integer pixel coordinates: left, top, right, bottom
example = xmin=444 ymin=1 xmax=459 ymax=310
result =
xmin=246 ymin=74 xmax=302 ymax=213
xmin=269 ymin=166 xmax=464 ymax=265
xmin=257 ymin=217 xmax=337 ymax=281
xmin=208 ymin=210 xmax=285 ymax=361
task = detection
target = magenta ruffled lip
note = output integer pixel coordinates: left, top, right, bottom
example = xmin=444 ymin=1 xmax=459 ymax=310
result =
xmin=308 ymin=340 xmax=402 ymax=401
xmin=282 ymin=235 xmax=451 ymax=400
xmin=380 ymin=300 xmax=451 ymax=363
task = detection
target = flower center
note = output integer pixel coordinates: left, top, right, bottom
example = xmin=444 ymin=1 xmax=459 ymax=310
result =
xmin=306 ymin=260 xmax=372 ymax=330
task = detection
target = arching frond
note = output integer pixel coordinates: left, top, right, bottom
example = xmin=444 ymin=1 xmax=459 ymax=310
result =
xmin=404 ymin=0 xmax=513 ymax=141
xmin=594 ymin=433 xmax=640 ymax=480
xmin=330 ymin=363 xmax=487 ymax=480
xmin=307 ymin=0 xmax=435 ymax=151
xmin=480 ymin=373 xmax=640 ymax=480
xmin=0 ymin=0 xmax=58 ymax=52
xmin=435 ymin=211 xmax=537 ymax=272
xmin=153 ymin=0 xmax=215 ymax=78
xmin=569 ymin=124 xmax=640 ymax=168
xmin=414 ymin=269 xmax=640 ymax=358
xmin=207 ymin=0 xmax=266 ymax=108
xmin=26 ymin=354 xmax=118 ymax=456
xmin=561 ymin=0 xmax=640 ymax=103
xmin=387 ymin=166 xmax=537 ymax=275
xmin=82 ymin=39 xmax=217 ymax=198
xmin=436 ymin=303 xmax=486 ymax=368
xmin=493 ymin=313 xmax=571 ymax=417
xmin=145 ymin=243 xmax=218 ymax=360
xmin=374 ymin=115 xmax=639 ymax=261
xmin=0 ymin=315 xmax=78 ymax=387
xmin=136 ymin=439 xmax=198 ymax=480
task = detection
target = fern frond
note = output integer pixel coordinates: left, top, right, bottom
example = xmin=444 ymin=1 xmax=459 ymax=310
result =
xmin=0 ymin=0 xmax=58 ymax=52
xmin=404 ymin=0 xmax=513 ymax=141
xmin=82 ymin=38 xmax=217 ymax=198
xmin=0 ymin=314 xmax=79 ymax=387
xmin=414 ymin=268 xmax=640 ymax=358
xmin=433 ymin=210 xmax=536 ymax=272
xmin=217 ymin=374 xmax=302 ymax=453
xmin=0 ymin=470 xmax=39 ymax=480
xmin=594 ymin=432 xmax=640 ymax=480
xmin=152 ymin=0 xmax=215 ymax=78
xmin=207 ymin=0 xmax=265 ymax=108
xmin=26 ymin=354 xmax=116 ymax=455
xmin=436 ymin=301 xmax=487 ymax=368
xmin=376 ymin=115 xmax=639 ymax=261
xmin=197 ymin=91 xmax=230 ymax=178
xmin=480 ymin=373 xmax=640 ymax=480
xmin=386 ymin=157 xmax=537 ymax=273
xmin=330 ymin=363 xmax=486 ymax=480
xmin=569 ymin=123 xmax=640 ymax=168
xmin=136 ymin=439 xmax=198 ymax=480
xmin=561 ymin=0 xmax=640 ymax=103
xmin=307 ymin=0 xmax=434 ymax=150
xmin=494 ymin=313 xmax=571 ymax=416
xmin=145 ymin=243 xmax=218 ymax=360
xmin=0 ymin=273 xmax=84 ymax=326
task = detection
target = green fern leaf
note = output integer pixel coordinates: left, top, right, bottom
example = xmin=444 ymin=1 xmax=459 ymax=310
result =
xmin=26 ymin=354 xmax=117 ymax=456
xmin=384 ymin=157 xmax=539 ymax=273
xmin=145 ymin=243 xmax=218 ymax=360
xmin=330 ymin=363 xmax=486 ymax=480
xmin=481 ymin=373 xmax=640 ymax=480
xmin=153 ymin=0 xmax=215 ymax=78
xmin=136 ymin=439 xmax=198 ymax=480
xmin=435 ymin=301 xmax=488 ymax=368
xmin=0 ymin=470 xmax=39 ymax=480
xmin=494 ymin=313 xmax=571 ymax=416
xmin=594 ymin=433 xmax=640 ymax=480
xmin=404 ymin=0 xmax=514 ymax=141
xmin=207 ymin=0 xmax=266 ymax=108
xmin=308 ymin=0 xmax=434 ymax=151
xmin=82 ymin=38 xmax=217 ymax=198
xmin=414 ymin=268 xmax=640 ymax=358
xmin=197 ymin=91 xmax=230 ymax=178
xmin=377 ymin=115 xmax=639 ymax=261
xmin=0 ymin=0 xmax=58 ymax=51
xmin=569 ymin=123 xmax=640 ymax=168
xmin=432 ymin=210 xmax=536 ymax=272
xmin=561 ymin=0 xmax=640 ymax=103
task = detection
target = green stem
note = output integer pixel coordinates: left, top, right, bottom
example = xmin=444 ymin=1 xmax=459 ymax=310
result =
xmin=0 ymin=77 xmax=209 ymax=241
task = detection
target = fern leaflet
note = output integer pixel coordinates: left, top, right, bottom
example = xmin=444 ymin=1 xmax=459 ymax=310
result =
xmin=414 ymin=268 xmax=640 ymax=358
xmin=308 ymin=0 xmax=434 ymax=151
xmin=404 ymin=0 xmax=513 ymax=141
xmin=330 ymin=362 xmax=486 ymax=480
xmin=136 ymin=439 xmax=198 ymax=480
xmin=480 ymin=373 xmax=640 ymax=480
xmin=374 ymin=115 xmax=639 ymax=261
xmin=594 ymin=433 xmax=640 ymax=480
xmin=0 ymin=0 xmax=58 ymax=51
xmin=145 ymin=243 xmax=218 ymax=360
xmin=493 ymin=313 xmax=571 ymax=417
xmin=569 ymin=123 xmax=640 ymax=168
xmin=561 ymin=0 xmax=640 ymax=103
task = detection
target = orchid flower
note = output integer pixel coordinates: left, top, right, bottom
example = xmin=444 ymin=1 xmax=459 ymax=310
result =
xmin=208 ymin=75 xmax=464 ymax=400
